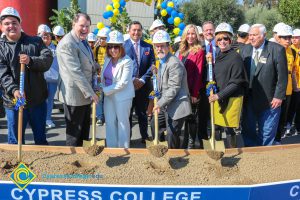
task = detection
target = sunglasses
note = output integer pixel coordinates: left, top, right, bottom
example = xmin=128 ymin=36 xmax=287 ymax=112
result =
xmin=279 ymin=36 xmax=292 ymax=40
xmin=217 ymin=37 xmax=230 ymax=42
xmin=107 ymin=45 xmax=121 ymax=49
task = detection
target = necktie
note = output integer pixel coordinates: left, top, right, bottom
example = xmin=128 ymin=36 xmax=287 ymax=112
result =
xmin=82 ymin=40 xmax=94 ymax=60
xmin=250 ymin=50 xmax=259 ymax=88
xmin=134 ymin=42 xmax=140 ymax=66
xmin=209 ymin=42 xmax=214 ymax=63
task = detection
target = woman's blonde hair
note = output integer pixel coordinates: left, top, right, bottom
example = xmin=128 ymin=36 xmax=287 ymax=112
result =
xmin=215 ymin=32 xmax=232 ymax=45
xmin=179 ymin=24 xmax=203 ymax=57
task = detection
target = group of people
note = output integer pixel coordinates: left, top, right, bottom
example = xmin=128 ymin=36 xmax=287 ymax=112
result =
xmin=0 ymin=6 xmax=299 ymax=149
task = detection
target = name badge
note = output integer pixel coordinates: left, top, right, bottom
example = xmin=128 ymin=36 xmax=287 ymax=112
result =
xmin=259 ymin=57 xmax=267 ymax=64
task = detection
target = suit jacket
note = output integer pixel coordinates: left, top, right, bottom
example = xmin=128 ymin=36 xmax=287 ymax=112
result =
xmin=240 ymin=40 xmax=288 ymax=112
xmin=101 ymin=55 xmax=135 ymax=101
xmin=157 ymin=53 xmax=192 ymax=120
xmin=123 ymin=39 xmax=155 ymax=90
xmin=56 ymin=30 xmax=96 ymax=106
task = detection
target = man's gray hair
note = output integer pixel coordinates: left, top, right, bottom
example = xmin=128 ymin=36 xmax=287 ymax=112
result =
xmin=251 ymin=24 xmax=266 ymax=36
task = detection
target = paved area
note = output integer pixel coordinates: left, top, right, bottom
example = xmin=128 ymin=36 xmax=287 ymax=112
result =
xmin=1 ymin=106 xmax=300 ymax=148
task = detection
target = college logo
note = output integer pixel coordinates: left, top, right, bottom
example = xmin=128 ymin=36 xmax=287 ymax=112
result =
xmin=9 ymin=162 xmax=36 ymax=190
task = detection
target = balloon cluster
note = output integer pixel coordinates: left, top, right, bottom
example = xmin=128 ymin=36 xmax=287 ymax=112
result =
xmin=103 ymin=0 xmax=127 ymax=23
xmin=157 ymin=0 xmax=185 ymax=36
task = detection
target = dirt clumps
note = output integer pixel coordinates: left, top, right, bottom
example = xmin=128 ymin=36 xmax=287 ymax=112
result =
xmin=206 ymin=150 xmax=224 ymax=161
xmin=83 ymin=144 xmax=104 ymax=156
xmin=148 ymin=144 xmax=168 ymax=157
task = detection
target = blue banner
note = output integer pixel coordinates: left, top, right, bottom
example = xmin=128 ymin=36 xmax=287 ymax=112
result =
xmin=0 ymin=180 xmax=299 ymax=200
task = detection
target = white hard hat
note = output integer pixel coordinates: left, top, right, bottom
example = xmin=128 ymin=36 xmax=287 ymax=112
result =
xmin=53 ymin=26 xmax=65 ymax=36
xmin=277 ymin=24 xmax=293 ymax=36
xmin=215 ymin=22 xmax=233 ymax=35
xmin=0 ymin=7 xmax=21 ymax=22
xmin=107 ymin=30 xmax=124 ymax=44
xmin=37 ymin=24 xmax=51 ymax=35
xmin=152 ymin=30 xmax=171 ymax=44
xmin=273 ymin=22 xmax=285 ymax=33
xmin=123 ymin=33 xmax=130 ymax=41
xmin=238 ymin=24 xmax=250 ymax=33
xmin=174 ymin=36 xmax=181 ymax=44
xmin=97 ymin=27 xmax=110 ymax=38
xmin=87 ymin=33 xmax=96 ymax=42
xmin=197 ymin=26 xmax=203 ymax=34
xmin=150 ymin=19 xmax=165 ymax=31
xmin=293 ymin=29 xmax=300 ymax=37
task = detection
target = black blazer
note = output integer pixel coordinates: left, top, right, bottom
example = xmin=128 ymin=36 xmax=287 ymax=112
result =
xmin=240 ymin=40 xmax=288 ymax=112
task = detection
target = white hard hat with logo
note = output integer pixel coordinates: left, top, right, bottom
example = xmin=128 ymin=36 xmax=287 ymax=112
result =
xmin=152 ymin=30 xmax=171 ymax=44
xmin=87 ymin=33 xmax=97 ymax=42
xmin=37 ymin=24 xmax=51 ymax=35
xmin=197 ymin=26 xmax=203 ymax=34
xmin=150 ymin=19 xmax=165 ymax=31
xmin=107 ymin=30 xmax=124 ymax=44
xmin=53 ymin=26 xmax=65 ymax=36
xmin=273 ymin=22 xmax=285 ymax=33
xmin=238 ymin=24 xmax=250 ymax=33
xmin=277 ymin=24 xmax=293 ymax=36
xmin=174 ymin=36 xmax=181 ymax=44
xmin=215 ymin=22 xmax=233 ymax=35
xmin=97 ymin=27 xmax=110 ymax=38
xmin=293 ymin=29 xmax=300 ymax=37
xmin=0 ymin=7 xmax=21 ymax=22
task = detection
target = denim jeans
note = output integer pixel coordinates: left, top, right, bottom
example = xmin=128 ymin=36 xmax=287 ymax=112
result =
xmin=96 ymin=93 xmax=104 ymax=120
xmin=5 ymin=101 xmax=48 ymax=145
xmin=242 ymin=97 xmax=281 ymax=147
xmin=46 ymin=82 xmax=58 ymax=121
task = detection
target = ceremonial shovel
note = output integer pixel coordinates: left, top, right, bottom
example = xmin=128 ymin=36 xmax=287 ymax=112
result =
xmin=17 ymin=63 xmax=25 ymax=162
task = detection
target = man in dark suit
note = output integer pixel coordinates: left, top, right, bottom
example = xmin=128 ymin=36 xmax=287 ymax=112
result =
xmin=240 ymin=24 xmax=288 ymax=147
xmin=124 ymin=21 xmax=155 ymax=143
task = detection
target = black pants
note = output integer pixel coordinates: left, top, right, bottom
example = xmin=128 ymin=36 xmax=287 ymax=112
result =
xmin=287 ymin=91 xmax=300 ymax=131
xmin=130 ymin=88 xmax=150 ymax=139
xmin=150 ymin=108 xmax=167 ymax=141
xmin=64 ymin=104 xmax=91 ymax=146
xmin=275 ymin=95 xmax=291 ymax=142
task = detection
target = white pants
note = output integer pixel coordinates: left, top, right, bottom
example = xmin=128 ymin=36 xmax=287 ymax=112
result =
xmin=104 ymin=95 xmax=132 ymax=148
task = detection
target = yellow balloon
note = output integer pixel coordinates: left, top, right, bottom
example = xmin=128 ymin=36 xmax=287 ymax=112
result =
xmin=173 ymin=28 xmax=180 ymax=35
xmin=97 ymin=22 xmax=105 ymax=30
xmin=167 ymin=1 xmax=174 ymax=8
xmin=113 ymin=8 xmax=120 ymax=16
xmin=110 ymin=17 xmax=117 ymax=23
xmin=112 ymin=0 xmax=119 ymax=3
xmin=174 ymin=17 xmax=181 ymax=25
xmin=161 ymin=9 xmax=167 ymax=17
xmin=113 ymin=2 xmax=120 ymax=9
xmin=106 ymin=5 xmax=113 ymax=11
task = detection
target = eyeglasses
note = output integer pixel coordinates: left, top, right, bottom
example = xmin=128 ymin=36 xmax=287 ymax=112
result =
xmin=216 ymin=37 xmax=230 ymax=42
xmin=279 ymin=36 xmax=292 ymax=40
xmin=107 ymin=45 xmax=121 ymax=49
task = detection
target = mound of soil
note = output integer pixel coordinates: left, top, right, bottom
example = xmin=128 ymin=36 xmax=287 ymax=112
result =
xmin=0 ymin=147 xmax=300 ymax=185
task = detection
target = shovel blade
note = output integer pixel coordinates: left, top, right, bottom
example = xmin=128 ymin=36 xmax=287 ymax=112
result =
xmin=82 ymin=139 xmax=105 ymax=147
xmin=202 ymin=138 xmax=225 ymax=153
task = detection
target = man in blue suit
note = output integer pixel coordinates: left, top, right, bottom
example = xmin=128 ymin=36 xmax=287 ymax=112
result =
xmin=124 ymin=21 xmax=155 ymax=143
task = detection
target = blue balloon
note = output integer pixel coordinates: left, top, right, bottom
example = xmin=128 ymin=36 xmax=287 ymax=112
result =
xmin=171 ymin=10 xmax=178 ymax=18
xmin=179 ymin=30 xmax=183 ymax=36
xmin=107 ymin=11 xmax=114 ymax=17
xmin=178 ymin=22 xmax=185 ymax=30
xmin=167 ymin=17 xmax=174 ymax=25
xmin=120 ymin=0 xmax=126 ymax=7
xmin=103 ymin=12 xmax=110 ymax=19
xmin=119 ymin=7 xmax=123 ymax=13
xmin=178 ymin=13 xmax=184 ymax=20
xmin=161 ymin=2 xmax=167 ymax=9
xmin=93 ymin=28 xmax=99 ymax=35
xmin=166 ymin=7 xmax=173 ymax=15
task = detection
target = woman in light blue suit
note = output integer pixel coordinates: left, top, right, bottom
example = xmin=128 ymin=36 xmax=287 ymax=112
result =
xmin=101 ymin=31 xmax=135 ymax=148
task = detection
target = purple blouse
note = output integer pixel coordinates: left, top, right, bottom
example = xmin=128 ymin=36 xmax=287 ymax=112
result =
xmin=104 ymin=60 xmax=117 ymax=86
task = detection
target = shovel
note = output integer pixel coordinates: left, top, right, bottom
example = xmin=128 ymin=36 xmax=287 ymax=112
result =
xmin=202 ymin=57 xmax=225 ymax=160
xmin=83 ymin=101 xmax=105 ymax=156
xmin=147 ymin=75 xmax=168 ymax=158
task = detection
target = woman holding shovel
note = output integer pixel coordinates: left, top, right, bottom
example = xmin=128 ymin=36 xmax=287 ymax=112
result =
xmin=101 ymin=31 xmax=135 ymax=148
xmin=207 ymin=23 xmax=248 ymax=148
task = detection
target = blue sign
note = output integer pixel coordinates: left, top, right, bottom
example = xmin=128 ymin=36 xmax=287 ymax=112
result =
xmin=0 ymin=180 xmax=299 ymax=200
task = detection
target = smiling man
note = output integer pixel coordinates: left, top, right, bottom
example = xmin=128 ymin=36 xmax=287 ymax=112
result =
xmin=0 ymin=7 xmax=53 ymax=145
xmin=56 ymin=13 xmax=99 ymax=146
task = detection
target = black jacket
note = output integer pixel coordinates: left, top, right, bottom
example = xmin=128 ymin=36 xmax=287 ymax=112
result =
xmin=0 ymin=32 xmax=53 ymax=108
xmin=240 ymin=40 xmax=288 ymax=113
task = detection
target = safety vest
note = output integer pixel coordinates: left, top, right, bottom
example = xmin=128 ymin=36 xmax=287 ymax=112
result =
xmin=286 ymin=47 xmax=298 ymax=95
xmin=95 ymin=45 xmax=106 ymax=67
xmin=291 ymin=45 xmax=300 ymax=89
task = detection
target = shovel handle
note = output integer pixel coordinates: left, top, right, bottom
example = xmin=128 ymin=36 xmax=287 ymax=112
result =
xmin=154 ymin=97 xmax=159 ymax=145
xmin=210 ymin=89 xmax=215 ymax=150
xmin=92 ymin=101 xmax=97 ymax=145
xmin=17 ymin=63 xmax=25 ymax=162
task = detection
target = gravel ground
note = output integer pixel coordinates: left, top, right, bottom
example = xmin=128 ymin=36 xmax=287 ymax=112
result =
xmin=1 ymin=147 xmax=300 ymax=185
